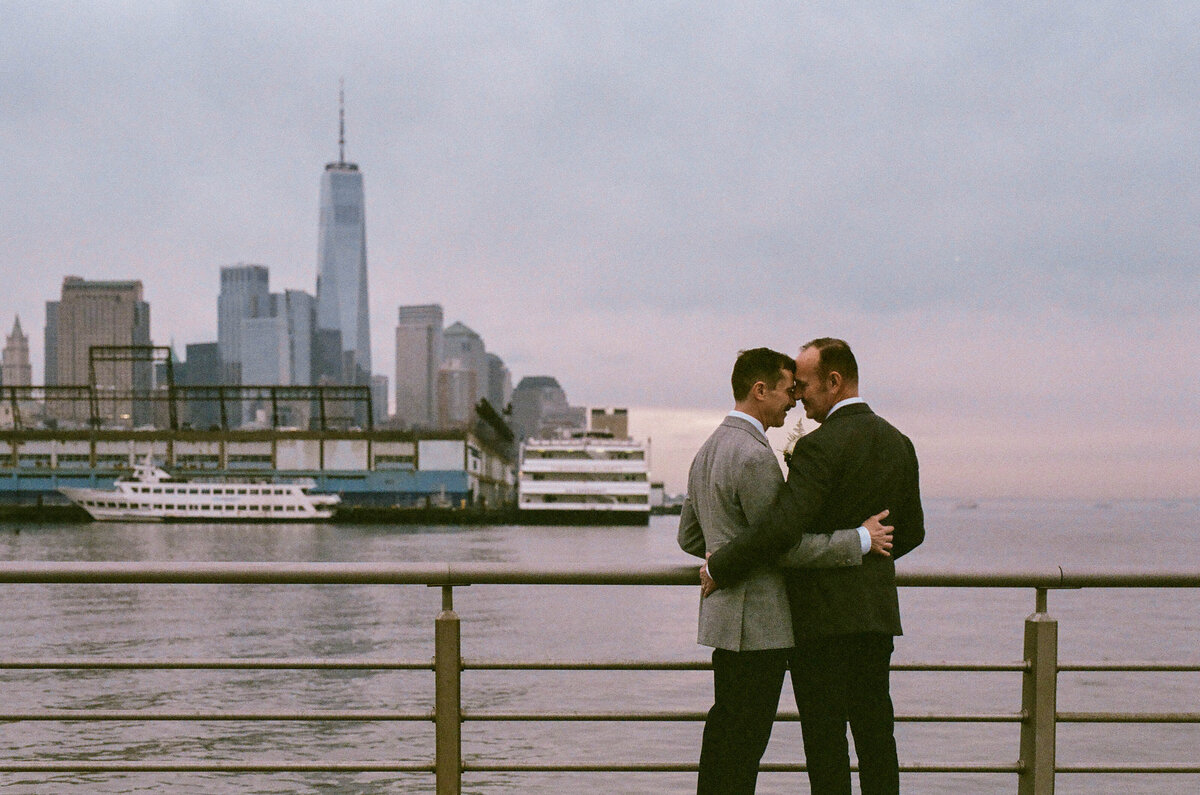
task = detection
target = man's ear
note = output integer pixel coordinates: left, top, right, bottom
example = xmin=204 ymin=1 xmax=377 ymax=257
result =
xmin=751 ymin=380 xmax=767 ymax=399
xmin=828 ymin=371 xmax=842 ymax=392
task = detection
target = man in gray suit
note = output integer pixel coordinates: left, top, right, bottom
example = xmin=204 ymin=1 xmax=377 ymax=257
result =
xmin=678 ymin=347 xmax=893 ymax=794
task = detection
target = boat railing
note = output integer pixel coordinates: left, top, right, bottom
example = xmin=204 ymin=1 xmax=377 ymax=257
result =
xmin=0 ymin=562 xmax=1196 ymax=794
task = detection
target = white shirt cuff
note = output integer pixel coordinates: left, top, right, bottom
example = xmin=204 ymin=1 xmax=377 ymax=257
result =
xmin=857 ymin=526 xmax=870 ymax=555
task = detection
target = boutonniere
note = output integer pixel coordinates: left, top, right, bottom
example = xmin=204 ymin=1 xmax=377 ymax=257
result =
xmin=781 ymin=416 xmax=806 ymax=464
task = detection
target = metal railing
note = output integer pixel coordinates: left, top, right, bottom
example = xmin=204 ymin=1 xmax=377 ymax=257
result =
xmin=0 ymin=562 xmax=1196 ymax=793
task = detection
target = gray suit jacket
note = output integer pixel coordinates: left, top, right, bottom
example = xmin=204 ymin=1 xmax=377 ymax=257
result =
xmin=677 ymin=415 xmax=862 ymax=651
xmin=707 ymin=403 xmax=924 ymax=639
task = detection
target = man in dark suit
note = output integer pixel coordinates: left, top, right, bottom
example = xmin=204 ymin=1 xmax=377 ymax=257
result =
xmin=704 ymin=338 xmax=924 ymax=795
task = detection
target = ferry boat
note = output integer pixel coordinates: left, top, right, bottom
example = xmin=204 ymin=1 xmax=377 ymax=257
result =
xmin=58 ymin=459 xmax=340 ymax=522
xmin=517 ymin=431 xmax=650 ymax=524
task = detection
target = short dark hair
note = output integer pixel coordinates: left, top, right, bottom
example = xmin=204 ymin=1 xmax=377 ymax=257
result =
xmin=731 ymin=348 xmax=795 ymax=401
xmin=802 ymin=337 xmax=858 ymax=383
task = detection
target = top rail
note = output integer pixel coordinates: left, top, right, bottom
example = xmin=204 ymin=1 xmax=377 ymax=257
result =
xmin=0 ymin=562 xmax=1195 ymax=587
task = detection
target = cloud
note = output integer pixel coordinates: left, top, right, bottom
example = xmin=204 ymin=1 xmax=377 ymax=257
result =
xmin=2 ymin=2 xmax=1198 ymax=497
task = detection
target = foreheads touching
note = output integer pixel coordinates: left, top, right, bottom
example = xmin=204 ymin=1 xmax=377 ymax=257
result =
xmin=730 ymin=348 xmax=797 ymax=429
xmin=731 ymin=348 xmax=796 ymax=401
xmin=802 ymin=338 xmax=858 ymax=385
xmin=794 ymin=338 xmax=859 ymax=422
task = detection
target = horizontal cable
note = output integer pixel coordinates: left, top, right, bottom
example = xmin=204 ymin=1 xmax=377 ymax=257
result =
xmin=891 ymin=661 xmax=1027 ymax=672
xmin=1057 ymin=712 xmax=1200 ymax=723
xmin=460 ymin=710 xmax=1021 ymax=723
xmin=0 ymin=761 xmax=433 ymax=773
xmin=0 ymin=709 xmax=1024 ymax=724
xmin=1057 ymin=764 xmax=1200 ymax=773
xmin=462 ymin=659 xmax=711 ymax=671
xmin=461 ymin=761 xmax=1022 ymax=773
xmin=462 ymin=659 xmax=1028 ymax=672
xmin=1059 ymin=662 xmax=1200 ymax=672
xmin=0 ymin=658 xmax=431 ymax=670
xmin=0 ymin=710 xmax=432 ymax=722
xmin=0 ymin=658 xmax=1031 ymax=672
xmin=0 ymin=761 xmax=1025 ymax=775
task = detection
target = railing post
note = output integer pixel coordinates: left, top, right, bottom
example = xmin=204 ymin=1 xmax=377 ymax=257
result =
xmin=1019 ymin=587 xmax=1057 ymax=794
xmin=434 ymin=584 xmax=462 ymax=795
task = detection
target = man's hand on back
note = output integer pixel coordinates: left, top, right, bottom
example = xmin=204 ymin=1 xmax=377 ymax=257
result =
xmin=864 ymin=509 xmax=893 ymax=557
xmin=700 ymin=552 xmax=717 ymax=597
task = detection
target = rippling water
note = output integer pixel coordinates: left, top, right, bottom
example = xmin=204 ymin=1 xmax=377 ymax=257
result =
xmin=0 ymin=498 xmax=1197 ymax=794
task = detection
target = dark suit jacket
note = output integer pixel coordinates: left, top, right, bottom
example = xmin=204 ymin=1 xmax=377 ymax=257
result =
xmin=706 ymin=402 xmax=924 ymax=638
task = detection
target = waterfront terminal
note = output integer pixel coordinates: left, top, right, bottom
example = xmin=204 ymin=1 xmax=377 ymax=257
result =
xmin=0 ymin=426 xmax=516 ymax=522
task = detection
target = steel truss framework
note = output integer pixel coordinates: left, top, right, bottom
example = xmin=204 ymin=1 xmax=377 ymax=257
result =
xmin=4 ymin=346 xmax=372 ymax=432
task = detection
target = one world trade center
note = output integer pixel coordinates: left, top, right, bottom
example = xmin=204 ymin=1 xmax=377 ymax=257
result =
xmin=315 ymin=86 xmax=371 ymax=386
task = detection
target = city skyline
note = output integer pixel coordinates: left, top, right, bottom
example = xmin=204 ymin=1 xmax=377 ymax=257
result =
xmin=4 ymin=3 xmax=1198 ymax=498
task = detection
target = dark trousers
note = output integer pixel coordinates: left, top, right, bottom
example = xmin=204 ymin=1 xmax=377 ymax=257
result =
xmin=791 ymin=632 xmax=898 ymax=795
xmin=697 ymin=646 xmax=790 ymax=795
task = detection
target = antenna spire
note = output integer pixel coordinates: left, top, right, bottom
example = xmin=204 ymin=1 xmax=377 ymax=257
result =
xmin=338 ymin=79 xmax=346 ymax=165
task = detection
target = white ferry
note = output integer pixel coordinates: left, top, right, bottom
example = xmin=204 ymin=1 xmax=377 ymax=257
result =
xmin=517 ymin=431 xmax=650 ymax=524
xmin=58 ymin=460 xmax=340 ymax=522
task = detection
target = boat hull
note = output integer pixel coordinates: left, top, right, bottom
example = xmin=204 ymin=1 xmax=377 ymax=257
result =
xmin=59 ymin=486 xmax=339 ymax=522
xmin=517 ymin=508 xmax=650 ymax=526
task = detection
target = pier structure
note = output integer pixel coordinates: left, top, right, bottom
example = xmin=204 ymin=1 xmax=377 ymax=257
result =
xmin=0 ymin=426 xmax=513 ymax=510
xmin=0 ymin=563 xmax=1195 ymax=792
xmin=0 ymin=357 xmax=517 ymax=510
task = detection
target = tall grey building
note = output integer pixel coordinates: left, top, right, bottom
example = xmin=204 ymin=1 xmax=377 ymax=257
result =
xmin=394 ymin=304 xmax=443 ymax=429
xmin=277 ymin=290 xmax=314 ymax=386
xmin=52 ymin=277 xmax=151 ymax=427
xmin=2 ymin=317 xmax=32 ymax=387
xmin=315 ymin=88 xmax=370 ymax=385
xmin=220 ymin=267 xmax=314 ymax=388
xmin=183 ymin=342 xmax=221 ymax=429
xmin=510 ymin=376 xmax=585 ymax=439
xmin=217 ymin=264 xmax=270 ymax=385
xmin=240 ymin=314 xmax=291 ymax=385
xmin=437 ymin=359 xmax=477 ymax=429
xmin=370 ymin=374 xmax=389 ymax=426
xmin=486 ymin=352 xmax=512 ymax=411
xmin=442 ymin=322 xmax=486 ymax=409
xmin=43 ymin=302 xmax=58 ymax=385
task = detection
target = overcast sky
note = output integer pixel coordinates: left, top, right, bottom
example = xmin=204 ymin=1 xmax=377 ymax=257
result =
xmin=4 ymin=2 xmax=1198 ymax=498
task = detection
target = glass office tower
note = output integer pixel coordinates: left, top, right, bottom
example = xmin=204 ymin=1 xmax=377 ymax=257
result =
xmin=315 ymin=93 xmax=370 ymax=386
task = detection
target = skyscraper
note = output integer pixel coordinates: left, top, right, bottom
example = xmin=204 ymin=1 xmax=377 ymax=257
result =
xmin=394 ymin=304 xmax=443 ymax=429
xmin=182 ymin=342 xmax=221 ymax=429
xmin=510 ymin=376 xmax=585 ymax=439
xmin=279 ymin=290 xmax=314 ymax=387
xmin=370 ymin=374 xmax=389 ymax=426
xmin=2 ymin=317 xmax=32 ymax=387
xmin=52 ymin=277 xmax=151 ymax=427
xmin=442 ymin=321 xmax=486 ymax=407
xmin=486 ymin=352 xmax=512 ymax=411
xmin=437 ymin=359 xmax=477 ymax=429
xmin=43 ymin=302 xmax=58 ymax=386
xmin=217 ymin=264 xmax=270 ymax=385
xmin=315 ymin=85 xmax=370 ymax=385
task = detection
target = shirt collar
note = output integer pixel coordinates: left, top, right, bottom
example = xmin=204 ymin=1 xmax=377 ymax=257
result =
xmin=727 ymin=410 xmax=767 ymax=439
xmin=824 ymin=396 xmax=865 ymax=420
